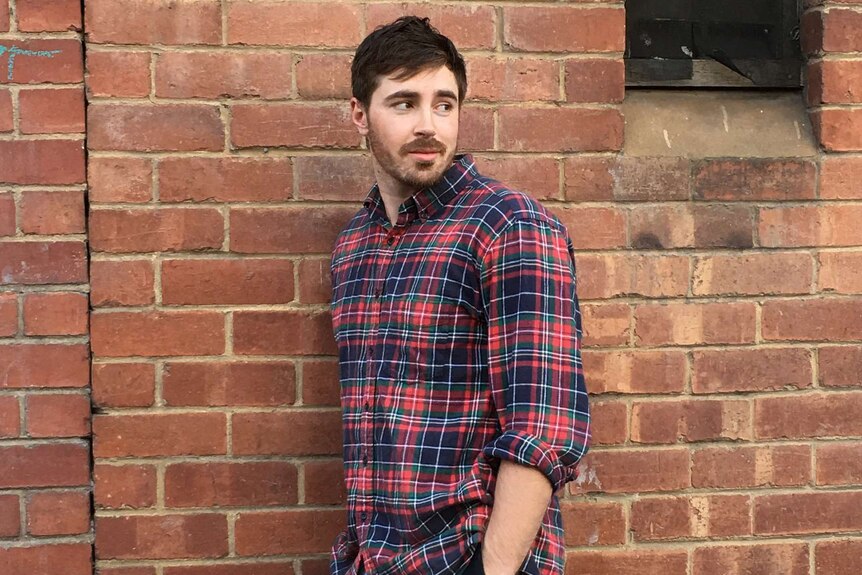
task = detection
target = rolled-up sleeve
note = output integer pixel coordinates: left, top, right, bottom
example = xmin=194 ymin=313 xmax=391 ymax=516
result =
xmin=479 ymin=217 xmax=591 ymax=493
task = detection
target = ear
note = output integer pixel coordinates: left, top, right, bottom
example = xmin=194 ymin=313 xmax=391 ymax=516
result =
xmin=350 ymin=98 xmax=369 ymax=136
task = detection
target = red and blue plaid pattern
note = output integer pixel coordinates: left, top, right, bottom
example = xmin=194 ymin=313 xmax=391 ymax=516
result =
xmin=329 ymin=154 xmax=590 ymax=575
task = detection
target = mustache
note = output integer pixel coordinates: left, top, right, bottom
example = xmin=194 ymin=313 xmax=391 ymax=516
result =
xmin=401 ymin=138 xmax=446 ymax=154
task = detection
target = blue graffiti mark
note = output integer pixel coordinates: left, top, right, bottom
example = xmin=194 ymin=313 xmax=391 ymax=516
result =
xmin=0 ymin=45 xmax=62 ymax=80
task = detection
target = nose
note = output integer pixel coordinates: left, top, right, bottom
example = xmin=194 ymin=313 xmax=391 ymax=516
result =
xmin=414 ymin=105 xmax=436 ymax=137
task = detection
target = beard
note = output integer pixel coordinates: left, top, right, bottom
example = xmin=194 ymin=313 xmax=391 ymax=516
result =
xmin=366 ymin=119 xmax=457 ymax=191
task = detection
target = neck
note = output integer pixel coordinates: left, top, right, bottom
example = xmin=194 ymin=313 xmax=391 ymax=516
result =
xmin=371 ymin=160 xmax=419 ymax=226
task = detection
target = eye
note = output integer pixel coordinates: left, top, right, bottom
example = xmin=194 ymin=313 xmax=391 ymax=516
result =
xmin=436 ymin=102 xmax=455 ymax=113
xmin=393 ymin=101 xmax=412 ymax=110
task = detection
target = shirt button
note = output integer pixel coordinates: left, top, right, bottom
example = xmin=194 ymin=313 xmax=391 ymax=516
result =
xmin=386 ymin=237 xmax=395 ymax=246
xmin=360 ymin=511 xmax=367 ymax=522
xmin=364 ymin=401 xmax=370 ymax=411
xmin=362 ymin=454 xmax=368 ymax=465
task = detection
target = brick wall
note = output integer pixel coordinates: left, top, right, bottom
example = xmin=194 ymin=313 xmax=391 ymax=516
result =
xmin=1 ymin=0 xmax=860 ymax=574
xmin=0 ymin=0 xmax=91 ymax=573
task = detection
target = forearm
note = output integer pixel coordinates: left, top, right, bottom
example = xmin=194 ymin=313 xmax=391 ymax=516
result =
xmin=481 ymin=459 xmax=553 ymax=575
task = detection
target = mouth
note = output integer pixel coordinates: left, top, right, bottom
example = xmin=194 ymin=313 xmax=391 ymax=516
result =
xmin=407 ymin=151 xmax=440 ymax=162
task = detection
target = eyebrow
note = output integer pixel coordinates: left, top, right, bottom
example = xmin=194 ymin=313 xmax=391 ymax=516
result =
xmin=382 ymin=89 xmax=458 ymax=102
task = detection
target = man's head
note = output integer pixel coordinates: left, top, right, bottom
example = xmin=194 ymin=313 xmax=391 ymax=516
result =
xmin=350 ymin=17 xmax=467 ymax=194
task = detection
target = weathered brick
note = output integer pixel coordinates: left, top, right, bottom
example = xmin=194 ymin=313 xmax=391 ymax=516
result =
xmin=631 ymin=495 xmax=752 ymax=541
xmin=88 ymin=157 xmax=152 ymax=203
xmin=763 ymin=298 xmax=862 ymax=341
xmin=26 ymin=490 xmax=90 ymax=536
xmin=89 ymin=208 xmax=224 ymax=253
xmin=760 ymin=205 xmax=862 ymax=247
xmin=301 ymin=359 xmax=340 ymax=407
xmin=589 ymin=400 xmax=627 ymax=446
xmin=22 ymin=291 xmax=88 ymax=336
xmin=755 ymin=491 xmax=862 ymax=535
xmin=693 ymin=544 xmax=808 ymax=575
xmin=632 ymin=399 xmax=751 ymax=444
xmin=582 ymin=349 xmax=687 ymax=394
xmin=565 ymin=59 xmax=624 ymax=103
xmin=560 ymin=501 xmax=626 ymax=546
xmin=232 ymin=410 xmax=342 ymax=456
xmin=0 ymin=443 xmax=89 ymax=487
xmin=630 ymin=204 xmax=755 ymax=249
xmin=563 ymin=550 xmax=687 ymax=575
xmin=815 ymin=539 xmax=862 ymax=575
xmin=692 ymin=348 xmax=812 ymax=393
xmin=228 ymin=0 xmax=360 ymax=48
xmin=296 ymin=54 xmax=352 ymax=99
xmin=19 ymin=88 xmax=85 ymax=134
xmin=0 ymin=89 xmax=12 ymax=132
xmin=95 ymin=514 xmax=229 ymax=559
xmin=231 ymin=103 xmax=358 ymax=149
xmin=499 ymin=107 xmax=623 ymax=152
xmin=234 ymin=509 xmax=344 ymax=556
xmin=692 ymin=252 xmax=813 ymax=296
xmin=610 ymin=156 xmax=690 ymax=201
xmin=822 ymin=9 xmax=862 ymax=52
xmin=0 ymin=241 xmax=87 ymax=286
xmin=86 ymin=0 xmax=221 ymax=45
xmin=817 ymin=443 xmax=862 ymax=486
xmin=756 ymin=392 xmax=862 ymax=439
xmin=459 ymin=106 xmax=495 ymax=151
xmin=0 ymin=395 xmax=20 ymax=437
xmin=90 ymin=259 xmax=155 ymax=307
xmin=504 ymin=6 xmax=624 ymax=52
xmin=163 ymin=361 xmax=295 ymax=407
xmin=303 ymin=459 xmax=346 ymax=505
xmin=160 ymin=157 xmax=292 ymax=202
xmin=20 ymin=190 xmax=86 ymax=235
xmin=162 ymin=258 xmax=294 ymax=305
xmin=165 ymin=462 xmax=298 ymax=507
xmin=367 ymin=3 xmax=496 ymax=50
xmin=819 ymin=251 xmax=862 ymax=294
xmin=466 ymin=56 xmax=559 ymax=102
xmin=155 ymin=51 xmax=293 ymax=99
xmin=94 ymin=464 xmax=157 ymax=509
xmin=570 ymin=449 xmax=690 ymax=494
xmin=819 ymin=346 xmax=862 ymax=388
xmin=575 ymin=253 xmax=689 ymax=300
xmin=694 ymin=159 xmax=816 ymax=201
xmin=233 ymin=310 xmax=336 ymax=356
xmin=86 ymin=51 xmax=151 ymax=98
xmin=297 ymin=258 xmax=333 ymax=305
xmin=582 ymin=303 xmax=631 ymax=347
xmin=91 ymin=310 xmax=225 ymax=357
xmin=815 ymin=59 xmax=862 ymax=104
xmin=0 ymin=493 xmax=19 ymax=535
xmin=25 ymin=393 xmax=90 ymax=437
xmin=815 ymin=108 xmax=862 ymax=151
xmin=692 ymin=445 xmax=811 ymax=488
xmin=88 ymin=104 xmax=224 ymax=152
xmin=0 ymin=344 xmax=89 ymax=388
xmin=92 ymin=362 xmax=155 ymax=408
xmin=0 ymin=39 xmax=83 ymax=84
xmin=0 ymin=140 xmax=85 ymax=185
xmin=230 ymin=206 xmax=355 ymax=255
xmin=0 ymin=543 xmax=91 ymax=575
xmin=93 ymin=413 xmax=227 ymax=457
xmin=635 ymin=302 xmax=756 ymax=346
xmin=820 ymin=156 xmax=862 ymax=199
xmin=563 ymin=156 xmax=614 ymax=201
xmin=552 ymin=206 xmax=627 ymax=250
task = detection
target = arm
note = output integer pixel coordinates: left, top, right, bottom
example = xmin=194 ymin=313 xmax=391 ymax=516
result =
xmin=482 ymin=460 xmax=553 ymax=575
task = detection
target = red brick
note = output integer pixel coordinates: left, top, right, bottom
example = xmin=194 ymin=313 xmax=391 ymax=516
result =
xmin=230 ymin=104 xmax=359 ymax=149
xmin=823 ymin=9 xmax=862 ymax=52
xmin=816 ymin=59 xmax=862 ymax=104
xmin=303 ymin=459 xmax=346 ymax=505
xmin=162 ymin=258 xmax=294 ymax=305
xmin=575 ymin=253 xmax=689 ymax=301
xmin=93 ymin=413 xmax=227 ymax=458
xmin=20 ymin=190 xmax=85 ymax=235
xmin=101 ymin=568 xmax=157 ymax=575
xmin=229 ymin=0 xmax=360 ymax=48
xmin=760 ymin=205 xmax=862 ymax=247
xmin=0 ymin=140 xmax=85 ymax=185
xmin=581 ymin=303 xmax=630 ymax=347
xmin=631 ymin=495 xmax=751 ymax=541
xmin=88 ymin=104 xmax=224 ymax=152
xmin=560 ymin=501 xmax=626 ymax=546
xmin=552 ymin=206 xmax=626 ymax=249
xmin=233 ymin=310 xmax=336 ymax=356
xmin=693 ymin=252 xmax=813 ymax=296
xmin=763 ymin=298 xmax=862 ymax=341
xmin=163 ymin=361 xmax=295 ymax=407
xmin=635 ymin=302 xmax=756 ymax=346
xmin=0 ymin=344 xmax=89 ymax=388
xmin=801 ymin=10 xmax=824 ymax=55
xmin=0 ymin=39 xmax=83 ymax=84
xmin=17 ymin=0 xmax=80 ymax=31
xmin=692 ymin=445 xmax=811 ymax=488
xmin=294 ymin=155 xmax=371 ymax=202
xmin=93 ymin=363 xmax=155 ymax=407
xmin=0 ymin=443 xmax=89 ymax=487
xmin=692 ymin=348 xmax=812 ymax=393
xmin=630 ymin=204 xmax=755 ymax=249
xmin=817 ymin=443 xmax=862 ymax=486
xmin=90 ymin=259 xmax=155 ymax=307
xmin=234 ymin=509 xmax=344 ymax=555
xmin=86 ymin=51 xmax=151 ymax=98
xmin=22 ymin=291 xmax=87 ymax=335
xmin=564 ymin=550 xmax=687 ymax=575
xmin=582 ymin=350 xmax=687 ymax=394
xmin=589 ymin=400 xmax=627 ymax=446
xmin=466 ymin=56 xmax=559 ymax=102
xmin=755 ymin=491 xmax=862 ymax=535
xmin=0 ymin=493 xmax=19 ymax=536
xmin=819 ymin=346 xmax=862 ymax=388
xmin=232 ymin=410 xmax=342 ymax=456
xmin=632 ymin=399 xmax=751 ymax=444
xmin=165 ymin=462 xmax=298 ymax=507
xmin=499 ymin=107 xmax=623 ymax=152
xmin=0 ymin=89 xmax=11 ymax=132
xmin=95 ymin=514 xmax=229 ymax=559
xmin=0 ymin=543 xmax=91 ymax=575
xmin=570 ymin=449 xmax=690 ymax=494
xmin=301 ymin=359 xmax=340 ymax=407
xmin=756 ymin=392 xmax=862 ymax=439
xmin=19 ymin=87 xmax=85 ymax=134
xmin=26 ymin=393 xmax=90 ymax=437
xmin=86 ymin=0 xmax=221 ymax=45
xmin=91 ymin=310 xmax=225 ymax=357
xmin=820 ymin=156 xmax=862 ymax=199
xmin=92 ymin=362 xmax=155 ymax=408
xmin=815 ymin=539 xmax=862 ymax=575
xmin=0 ymin=193 xmax=13 ymax=235
xmin=694 ymin=544 xmax=808 ymax=575
xmin=0 ymin=293 xmax=16 ymax=339
xmin=367 ymin=3 xmax=496 ymax=51
xmin=88 ymin=157 xmax=152 ymax=203
xmin=26 ymin=490 xmax=89 ymax=535
xmin=0 ymin=0 xmax=7 ymax=31
xmin=815 ymin=108 xmax=862 ymax=151
xmin=89 ymin=207 xmax=224 ymax=253
xmin=504 ymin=6 xmax=624 ymax=52
xmin=566 ymin=59 xmax=624 ymax=103
xmin=694 ymin=159 xmax=816 ymax=201
xmin=159 ymin=157 xmax=292 ymax=202
xmin=165 ymin=565 xmax=294 ymax=575
xmin=230 ymin=206 xmax=355 ymax=255
xmin=296 ymin=54 xmax=352 ymax=99
xmin=459 ymin=106 xmax=495 ymax=152
xmin=610 ymin=156 xmax=691 ymax=201
xmin=473 ymin=155 xmax=560 ymax=201
xmin=563 ymin=156 xmax=614 ymax=201
xmin=819 ymin=251 xmax=862 ymax=294
xmin=0 ymin=394 xmax=19 ymax=437
xmin=94 ymin=464 xmax=157 ymax=509
xmin=156 ymin=51 xmax=293 ymax=99
xmin=298 ymin=258 xmax=333 ymax=305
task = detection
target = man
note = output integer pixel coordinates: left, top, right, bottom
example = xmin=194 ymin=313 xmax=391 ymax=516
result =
xmin=329 ymin=16 xmax=590 ymax=575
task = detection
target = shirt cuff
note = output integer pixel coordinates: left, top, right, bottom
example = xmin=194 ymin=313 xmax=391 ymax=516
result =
xmin=481 ymin=429 xmax=575 ymax=493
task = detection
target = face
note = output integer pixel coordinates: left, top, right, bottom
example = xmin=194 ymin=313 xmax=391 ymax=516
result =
xmin=351 ymin=65 xmax=460 ymax=196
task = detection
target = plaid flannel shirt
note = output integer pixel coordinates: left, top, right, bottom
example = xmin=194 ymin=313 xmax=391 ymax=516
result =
xmin=329 ymin=154 xmax=590 ymax=575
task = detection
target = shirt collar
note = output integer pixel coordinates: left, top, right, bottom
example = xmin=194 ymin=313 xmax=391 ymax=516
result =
xmin=363 ymin=153 xmax=479 ymax=225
